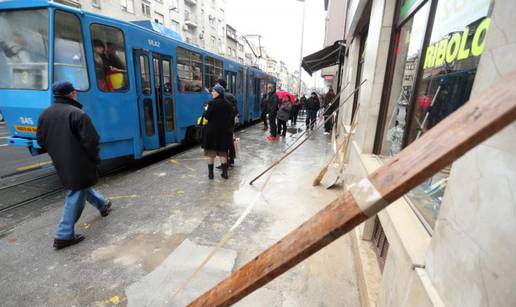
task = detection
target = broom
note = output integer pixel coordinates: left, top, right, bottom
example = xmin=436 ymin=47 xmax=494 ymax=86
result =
xmin=312 ymin=105 xmax=360 ymax=186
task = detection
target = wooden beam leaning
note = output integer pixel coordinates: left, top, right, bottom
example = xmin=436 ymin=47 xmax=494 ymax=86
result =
xmin=188 ymin=71 xmax=516 ymax=307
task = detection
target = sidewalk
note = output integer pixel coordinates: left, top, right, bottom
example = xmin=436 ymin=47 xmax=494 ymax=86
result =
xmin=0 ymin=124 xmax=360 ymax=307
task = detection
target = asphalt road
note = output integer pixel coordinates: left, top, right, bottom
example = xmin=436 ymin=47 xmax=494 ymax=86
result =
xmin=0 ymin=121 xmax=53 ymax=184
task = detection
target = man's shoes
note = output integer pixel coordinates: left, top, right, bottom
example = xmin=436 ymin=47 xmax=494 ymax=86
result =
xmin=100 ymin=200 xmax=112 ymax=217
xmin=53 ymin=234 xmax=85 ymax=250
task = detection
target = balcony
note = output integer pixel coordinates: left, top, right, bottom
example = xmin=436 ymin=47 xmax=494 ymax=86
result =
xmin=184 ymin=12 xmax=198 ymax=28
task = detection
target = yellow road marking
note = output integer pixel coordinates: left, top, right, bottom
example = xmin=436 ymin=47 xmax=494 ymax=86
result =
xmin=170 ymin=159 xmax=196 ymax=172
xmin=16 ymin=161 xmax=52 ymax=171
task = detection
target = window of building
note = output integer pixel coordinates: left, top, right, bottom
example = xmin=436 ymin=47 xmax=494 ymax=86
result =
xmin=176 ymin=47 xmax=202 ymax=92
xmin=170 ymin=0 xmax=178 ymax=10
xmin=54 ymin=10 xmax=89 ymax=91
xmin=120 ymin=0 xmax=134 ymax=13
xmin=170 ymin=20 xmax=180 ymax=32
xmin=376 ymin=0 xmax=493 ymax=230
xmin=0 ymin=9 xmax=49 ymax=90
xmin=372 ymin=216 xmax=389 ymax=272
xmin=154 ymin=12 xmax=164 ymax=25
xmin=204 ymin=56 xmax=223 ymax=90
xmin=141 ymin=2 xmax=151 ymax=17
xmin=90 ymin=24 xmax=128 ymax=92
xmin=92 ymin=0 xmax=101 ymax=8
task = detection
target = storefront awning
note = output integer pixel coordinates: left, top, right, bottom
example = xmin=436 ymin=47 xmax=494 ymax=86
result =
xmin=301 ymin=40 xmax=346 ymax=76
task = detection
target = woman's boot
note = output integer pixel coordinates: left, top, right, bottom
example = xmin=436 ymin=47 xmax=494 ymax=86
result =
xmin=208 ymin=164 xmax=214 ymax=179
xmin=221 ymin=163 xmax=229 ymax=179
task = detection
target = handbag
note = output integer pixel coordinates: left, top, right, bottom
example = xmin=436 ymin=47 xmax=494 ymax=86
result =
xmin=196 ymin=115 xmax=207 ymax=142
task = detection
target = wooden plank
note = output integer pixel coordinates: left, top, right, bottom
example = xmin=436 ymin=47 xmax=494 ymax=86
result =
xmin=188 ymin=71 xmax=516 ymax=307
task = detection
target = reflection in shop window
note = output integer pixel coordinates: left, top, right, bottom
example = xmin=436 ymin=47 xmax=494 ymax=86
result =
xmin=177 ymin=47 xmax=203 ymax=93
xmin=0 ymin=9 xmax=49 ymax=90
xmin=90 ymin=24 xmax=128 ymax=92
xmin=380 ymin=0 xmax=492 ymax=230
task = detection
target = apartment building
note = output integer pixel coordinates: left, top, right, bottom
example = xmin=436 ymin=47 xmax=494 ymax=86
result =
xmin=53 ymin=0 xmax=228 ymax=55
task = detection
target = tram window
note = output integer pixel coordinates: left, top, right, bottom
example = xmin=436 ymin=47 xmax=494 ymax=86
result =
xmin=138 ymin=55 xmax=151 ymax=95
xmin=204 ymin=56 xmax=223 ymax=90
xmin=162 ymin=59 xmax=173 ymax=94
xmin=176 ymin=47 xmax=202 ymax=93
xmin=90 ymin=24 xmax=128 ymax=92
xmin=54 ymin=11 xmax=89 ymax=91
xmin=231 ymin=73 xmax=236 ymax=95
xmin=0 ymin=9 xmax=49 ymax=90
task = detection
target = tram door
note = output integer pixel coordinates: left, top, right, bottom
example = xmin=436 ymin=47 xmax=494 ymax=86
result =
xmin=152 ymin=54 xmax=176 ymax=145
xmin=242 ymin=69 xmax=248 ymax=123
xmin=225 ymin=71 xmax=237 ymax=96
xmin=134 ymin=50 xmax=159 ymax=150
xmin=254 ymin=77 xmax=261 ymax=116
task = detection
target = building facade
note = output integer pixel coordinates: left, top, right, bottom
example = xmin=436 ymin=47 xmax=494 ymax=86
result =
xmin=53 ymin=0 xmax=228 ymax=55
xmin=321 ymin=0 xmax=347 ymax=89
xmin=324 ymin=0 xmax=516 ymax=306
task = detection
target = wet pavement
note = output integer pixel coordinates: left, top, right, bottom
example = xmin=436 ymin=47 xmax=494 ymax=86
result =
xmin=0 ymin=124 xmax=360 ymax=307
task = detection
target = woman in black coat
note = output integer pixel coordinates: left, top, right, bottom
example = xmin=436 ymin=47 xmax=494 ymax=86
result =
xmin=202 ymin=84 xmax=234 ymax=179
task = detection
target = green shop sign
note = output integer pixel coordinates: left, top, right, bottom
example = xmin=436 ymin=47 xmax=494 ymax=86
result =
xmin=423 ymin=17 xmax=491 ymax=69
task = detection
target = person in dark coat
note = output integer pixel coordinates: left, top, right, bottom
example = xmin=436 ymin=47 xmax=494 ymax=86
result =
xmin=264 ymin=84 xmax=280 ymax=141
xmin=323 ymin=88 xmax=336 ymax=133
xmin=277 ymin=96 xmax=292 ymax=136
xmin=37 ymin=81 xmax=112 ymax=250
xmin=290 ymin=97 xmax=301 ymax=125
xmin=260 ymin=93 xmax=268 ymax=130
xmin=202 ymin=84 xmax=233 ymax=179
xmin=216 ymin=78 xmax=238 ymax=167
xmin=306 ymin=92 xmax=320 ymax=130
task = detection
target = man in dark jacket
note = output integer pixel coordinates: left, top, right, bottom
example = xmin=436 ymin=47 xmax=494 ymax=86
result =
xmin=323 ymin=88 xmax=336 ymax=133
xmin=37 ymin=81 xmax=112 ymax=250
xmin=216 ymin=78 xmax=238 ymax=167
xmin=306 ymin=92 xmax=320 ymax=130
xmin=264 ymin=84 xmax=280 ymax=141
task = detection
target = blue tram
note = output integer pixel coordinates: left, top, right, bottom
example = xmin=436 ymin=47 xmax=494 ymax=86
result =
xmin=0 ymin=0 xmax=275 ymax=160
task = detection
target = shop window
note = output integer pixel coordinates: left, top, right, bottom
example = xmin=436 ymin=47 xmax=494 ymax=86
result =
xmin=377 ymin=0 xmax=492 ymax=230
xmin=204 ymin=56 xmax=223 ymax=90
xmin=0 ymin=9 xmax=49 ymax=90
xmin=90 ymin=24 xmax=128 ymax=92
xmin=177 ymin=47 xmax=202 ymax=93
xmin=380 ymin=2 xmax=430 ymax=156
xmin=54 ymin=10 xmax=89 ymax=91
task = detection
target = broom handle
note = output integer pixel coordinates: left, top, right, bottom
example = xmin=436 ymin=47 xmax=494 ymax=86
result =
xmin=283 ymin=81 xmax=358 ymax=152
xmin=250 ymin=81 xmax=367 ymax=186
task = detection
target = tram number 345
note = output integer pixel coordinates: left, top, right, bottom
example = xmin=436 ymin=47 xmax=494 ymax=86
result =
xmin=20 ymin=117 xmax=34 ymax=125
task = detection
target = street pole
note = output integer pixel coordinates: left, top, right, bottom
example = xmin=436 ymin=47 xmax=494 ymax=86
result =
xmin=297 ymin=0 xmax=306 ymax=97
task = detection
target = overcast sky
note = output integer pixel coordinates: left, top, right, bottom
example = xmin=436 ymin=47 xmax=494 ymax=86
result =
xmin=225 ymin=0 xmax=327 ymax=87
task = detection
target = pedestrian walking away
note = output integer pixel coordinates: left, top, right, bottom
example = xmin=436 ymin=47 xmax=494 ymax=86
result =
xmin=264 ymin=83 xmax=280 ymax=141
xmin=202 ymin=84 xmax=234 ymax=179
xmin=277 ymin=95 xmax=292 ymax=137
xmin=306 ymin=92 xmax=320 ymax=130
xmin=36 ymin=81 xmax=112 ymax=250
xmin=291 ymin=97 xmax=301 ymax=126
xmin=215 ymin=78 xmax=238 ymax=168
xmin=323 ymin=88 xmax=336 ymax=134
xmin=260 ymin=93 xmax=268 ymax=131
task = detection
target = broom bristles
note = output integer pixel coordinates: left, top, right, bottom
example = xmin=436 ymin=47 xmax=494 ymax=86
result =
xmin=312 ymin=165 xmax=329 ymax=186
